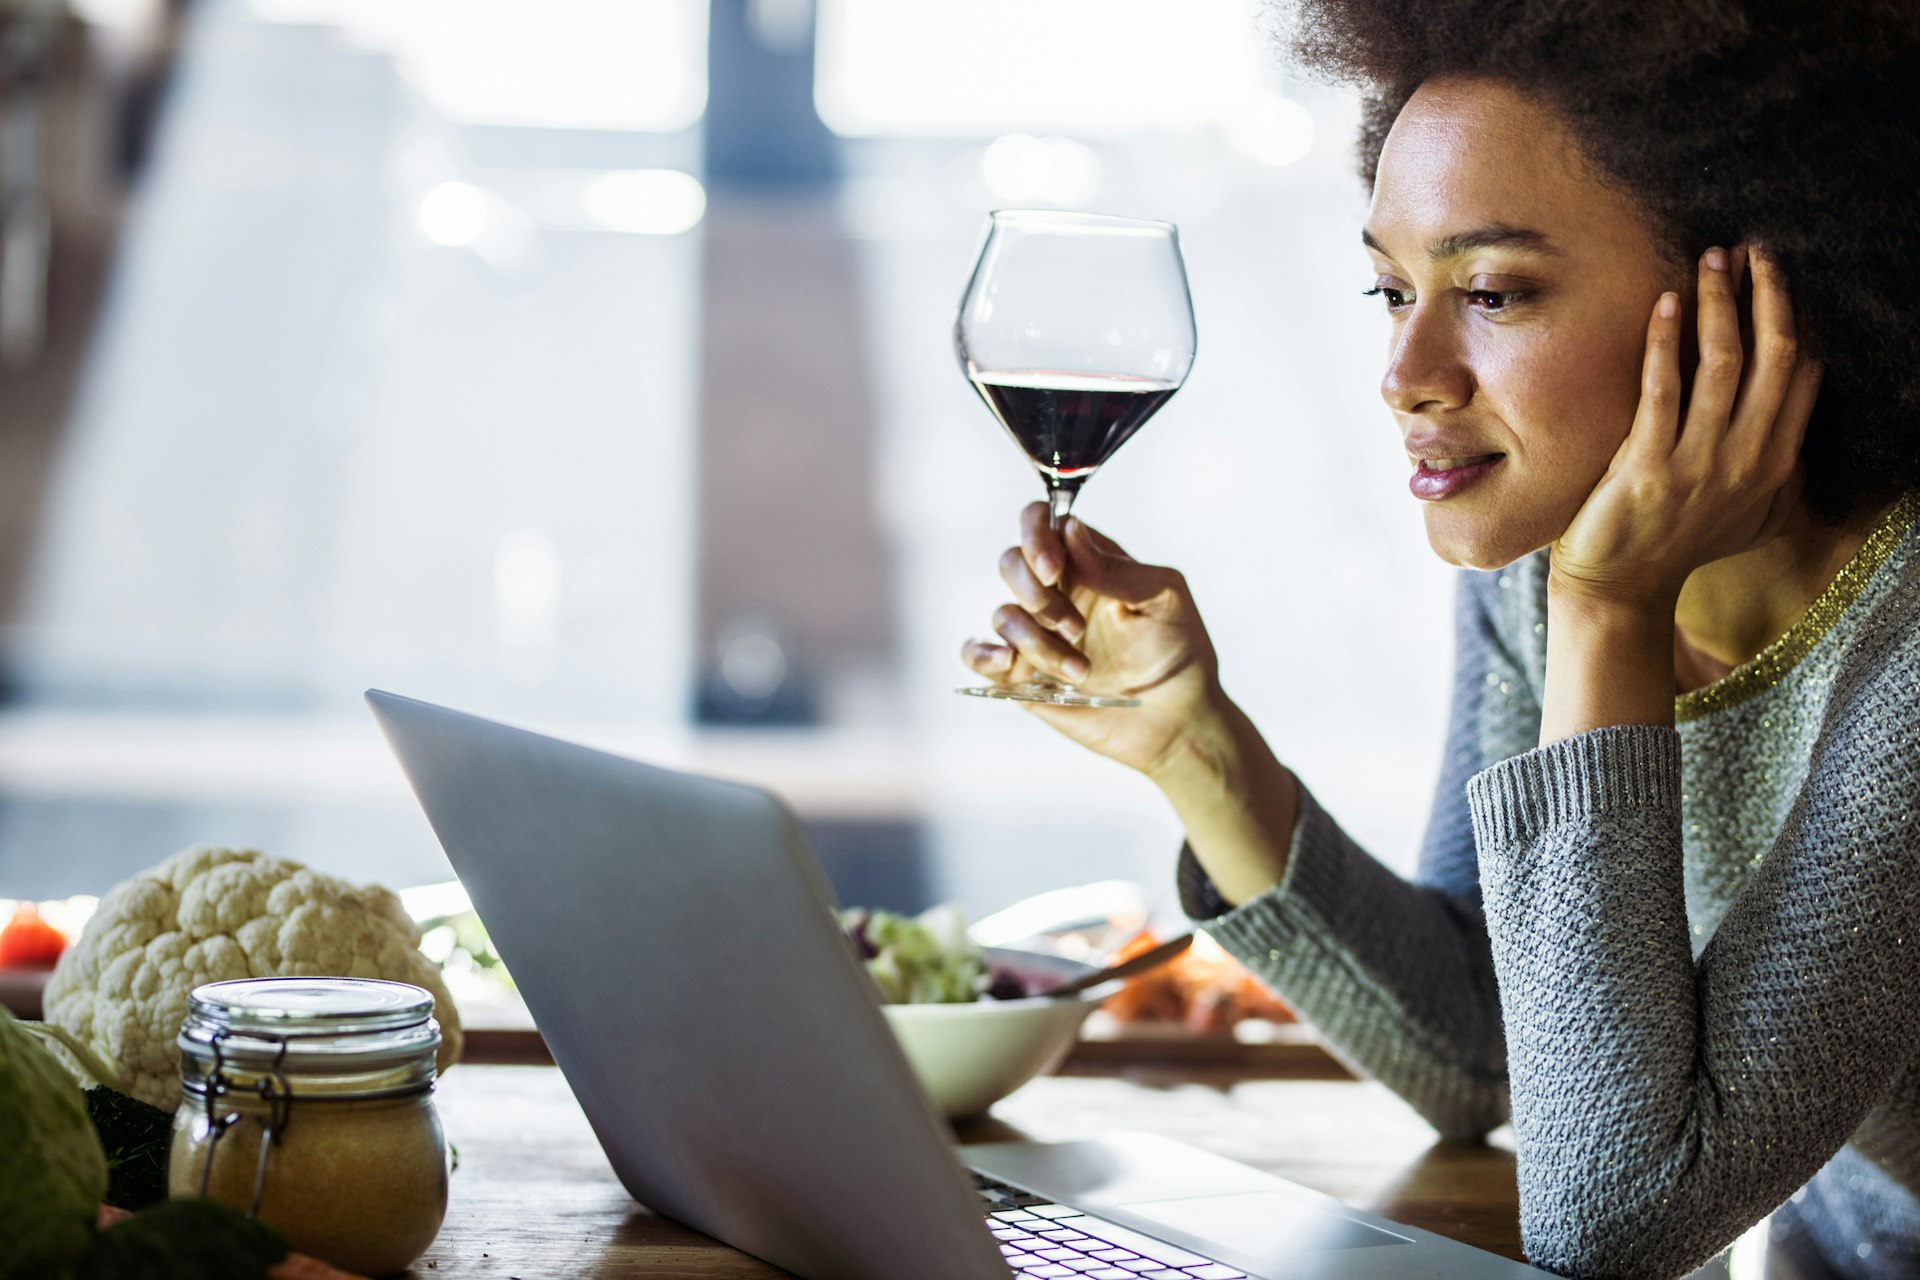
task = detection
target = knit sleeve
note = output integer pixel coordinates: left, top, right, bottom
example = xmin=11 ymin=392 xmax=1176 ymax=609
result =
xmin=1469 ymin=705 xmax=1920 ymax=1278
xmin=1183 ymin=568 xmax=1539 ymax=1139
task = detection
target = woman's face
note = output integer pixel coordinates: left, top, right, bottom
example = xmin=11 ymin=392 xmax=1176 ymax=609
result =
xmin=1365 ymin=77 xmax=1682 ymax=569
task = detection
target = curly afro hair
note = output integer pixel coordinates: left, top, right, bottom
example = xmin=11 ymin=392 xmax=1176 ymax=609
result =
xmin=1277 ymin=0 xmax=1920 ymax=523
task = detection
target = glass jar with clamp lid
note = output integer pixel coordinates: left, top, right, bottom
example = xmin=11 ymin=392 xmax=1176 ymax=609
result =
xmin=168 ymin=976 xmax=449 ymax=1276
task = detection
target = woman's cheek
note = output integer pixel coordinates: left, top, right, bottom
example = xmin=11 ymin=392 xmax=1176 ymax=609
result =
xmin=1517 ymin=331 xmax=1637 ymax=476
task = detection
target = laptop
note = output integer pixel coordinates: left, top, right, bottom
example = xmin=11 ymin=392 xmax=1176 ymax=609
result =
xmin=367 ymin=690 xmax=1550 ymax=1280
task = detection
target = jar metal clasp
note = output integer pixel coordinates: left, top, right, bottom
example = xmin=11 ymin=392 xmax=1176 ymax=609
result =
xmin=194 ymin=1028 xmax=297 ymax=1216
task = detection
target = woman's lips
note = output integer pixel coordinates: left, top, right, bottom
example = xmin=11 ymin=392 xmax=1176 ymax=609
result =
xmin=1408 ymin=454 xmax=1503 ymax=501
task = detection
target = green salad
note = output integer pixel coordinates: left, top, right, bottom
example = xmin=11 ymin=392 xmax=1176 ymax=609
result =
xmin=839 ymin=904 xmax=988 ymax=1004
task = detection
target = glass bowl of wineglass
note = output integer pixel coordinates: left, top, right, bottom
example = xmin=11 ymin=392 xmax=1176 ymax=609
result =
xmin=954 ymin=209 xmax=1197 ymax=707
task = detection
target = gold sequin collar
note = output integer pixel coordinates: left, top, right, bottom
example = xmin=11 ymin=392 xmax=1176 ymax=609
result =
xmin=1674 ymin=490 xmax=1920 ymax=724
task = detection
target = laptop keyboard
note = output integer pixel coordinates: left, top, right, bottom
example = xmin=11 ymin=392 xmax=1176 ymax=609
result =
xmin=973 ymin=1171 xmax=1247 ymax=1280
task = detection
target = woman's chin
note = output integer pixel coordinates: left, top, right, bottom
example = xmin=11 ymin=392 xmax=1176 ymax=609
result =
xmin=1421 ymin=506 xmax=1560 ymax=572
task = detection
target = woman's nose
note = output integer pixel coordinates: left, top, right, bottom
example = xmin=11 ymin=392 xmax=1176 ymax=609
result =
xmin=1380 ymin=308 xmax=1473 ymax=415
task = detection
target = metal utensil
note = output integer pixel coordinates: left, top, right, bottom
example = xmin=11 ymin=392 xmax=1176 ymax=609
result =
xmin=1046 ymin=932 xmax=1194 ymax=999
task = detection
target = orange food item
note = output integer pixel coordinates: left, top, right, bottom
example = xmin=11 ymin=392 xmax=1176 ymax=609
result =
xmin=269 ymin=1252 xmax=371 ymax=1280
xmin=1102 ymin=929 xmax=1294 ymax=1031
xmin=0 ymin=904 xmax=67 ymax=969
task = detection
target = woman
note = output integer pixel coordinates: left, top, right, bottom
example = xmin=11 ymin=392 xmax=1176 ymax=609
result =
xmin=960 ymin=4 xmax=1920 ymax=1278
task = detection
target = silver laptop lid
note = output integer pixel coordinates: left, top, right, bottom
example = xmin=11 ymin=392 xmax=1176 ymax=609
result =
xmin=367 ymin=690 xmax=1006 ymax=1280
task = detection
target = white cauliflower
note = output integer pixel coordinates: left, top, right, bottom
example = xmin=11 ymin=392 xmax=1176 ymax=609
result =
xmin=43 ymin=845 xmax=463 ymax=1111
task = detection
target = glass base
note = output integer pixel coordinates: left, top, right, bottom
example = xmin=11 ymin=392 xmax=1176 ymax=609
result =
xmin=955 ymin=680 xmax=1139 ymax=708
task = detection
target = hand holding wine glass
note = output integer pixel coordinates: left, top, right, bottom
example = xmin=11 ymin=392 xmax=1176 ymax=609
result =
xmin=964 ymin=506 xmax=1224 ymax=775
xmin=954 ymin=210 xmax=1197 ymax=707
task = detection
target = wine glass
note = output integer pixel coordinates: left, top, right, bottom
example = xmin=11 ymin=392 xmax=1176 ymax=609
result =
xmin=954 ymin=209 xmax=1197 ymax=707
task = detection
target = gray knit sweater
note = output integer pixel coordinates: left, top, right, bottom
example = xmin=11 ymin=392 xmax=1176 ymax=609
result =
xmin=1179 ymin=491 xmax=1920 ymax=1280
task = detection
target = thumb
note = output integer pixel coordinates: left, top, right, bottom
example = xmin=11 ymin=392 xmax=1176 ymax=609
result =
xmin=1063 ymin=518 xmax=1177 ymax=606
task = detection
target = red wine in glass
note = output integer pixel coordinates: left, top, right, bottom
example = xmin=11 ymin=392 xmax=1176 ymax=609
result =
xmin=968 ymin=370 xmax=1181 ymax=500
xmin=953 ymin=210 xmax=1197 ymax=708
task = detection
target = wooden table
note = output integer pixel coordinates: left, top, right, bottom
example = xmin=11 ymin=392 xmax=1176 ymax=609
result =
xmin=406 ymin=1064 xmax=1523 ymax=1278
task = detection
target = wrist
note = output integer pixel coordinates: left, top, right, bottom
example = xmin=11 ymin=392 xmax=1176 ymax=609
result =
xmin=1142 ymin=683 xmax=1243 ymax=797
xmin=1541 ymin=576 xmax=1677 ymax=745
xmin=1546 ymin=553 xmax=1682 ymax=623
xmin=1545 ymin=575 xmax=1677 ymax=658
xmin=1146 ymin=689 xmax=1300 ymax=908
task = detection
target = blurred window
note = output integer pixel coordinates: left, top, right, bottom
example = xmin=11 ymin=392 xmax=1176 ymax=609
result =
xmin=245 ymin=0 xmax=709 ymax=131
xmin=815 ymin=0 xmax=1267 ymax=137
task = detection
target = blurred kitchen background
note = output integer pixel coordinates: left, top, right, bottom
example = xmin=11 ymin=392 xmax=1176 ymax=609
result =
xmin=0 ymin=0 xmax=1454 ymax=920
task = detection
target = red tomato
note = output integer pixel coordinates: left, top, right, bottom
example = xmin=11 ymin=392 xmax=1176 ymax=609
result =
xmin=0 ymin=904 xmax=67 ymax=970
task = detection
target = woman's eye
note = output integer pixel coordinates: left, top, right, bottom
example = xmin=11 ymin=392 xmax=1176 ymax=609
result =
xmin=1361 ymin=286 xmax=1412 ymax=311
xmin=1467 ymin=289 xmax=1522 ymax=312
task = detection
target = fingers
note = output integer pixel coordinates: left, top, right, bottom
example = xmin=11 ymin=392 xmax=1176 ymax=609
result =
xmin=1727 ymin=242 xmax=1807 ymax=469
xmin=961 ymin=637 xmax=1014 ymax=678
xmin=1019 ymin=501 xmax=1068 ymax=587
xmin=1061 ymin=519 xmax=1182 ymax=607
xmin=1763 ymin=344 xmax=1823 ymax=481
xmin=998 ymin=544 xmax=1085 ymax=642
xmin=1072 ymin=518 xmax=1131 ymax=561
xmin=1629 ymin=290 xmax=1684 ymax=459
xmin=1638 ymin=240 xmax=1816 ymax=553
xmin=961 ymin=634 xmax=1063 ymax=689
xmin=1673 ymin=246 xmax=1743 ymax=463
xmin=991 ymin=604 xmax=1090 ymax=683
xmin=1021 ymin=500 xmax=1138 ymax=578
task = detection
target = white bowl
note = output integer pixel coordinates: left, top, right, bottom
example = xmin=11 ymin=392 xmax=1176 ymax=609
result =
xmin=881 ymin=948 xmax=1109 ymax=1119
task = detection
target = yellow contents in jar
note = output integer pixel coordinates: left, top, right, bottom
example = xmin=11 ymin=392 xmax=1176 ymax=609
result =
xmin=169 ymin=1089 xmax=448 ymax=1278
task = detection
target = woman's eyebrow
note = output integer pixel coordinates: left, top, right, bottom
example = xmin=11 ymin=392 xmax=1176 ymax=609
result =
xmin=1361 ymin=224 xmax=1562 ymax=261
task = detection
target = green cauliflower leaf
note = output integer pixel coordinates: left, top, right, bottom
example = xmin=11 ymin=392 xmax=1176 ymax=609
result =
xmin=0 ymin=1008 xmax=109 ymax=1276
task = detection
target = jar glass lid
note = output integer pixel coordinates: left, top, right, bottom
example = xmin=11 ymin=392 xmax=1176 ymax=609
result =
xmin=188 ymin=977 xmax=436 ymax=1037
xmin=180 ymin=978 xmax=440 ymax=1098
xmin=180 ymin=978 xmax=442 ymax=1084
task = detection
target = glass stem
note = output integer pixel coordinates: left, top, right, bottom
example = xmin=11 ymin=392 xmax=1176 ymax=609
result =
xmin=1043 ymin=485 xmax=1078 ymax=690
xmin=1048 ymin=486 xmax=1076 ymax=534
